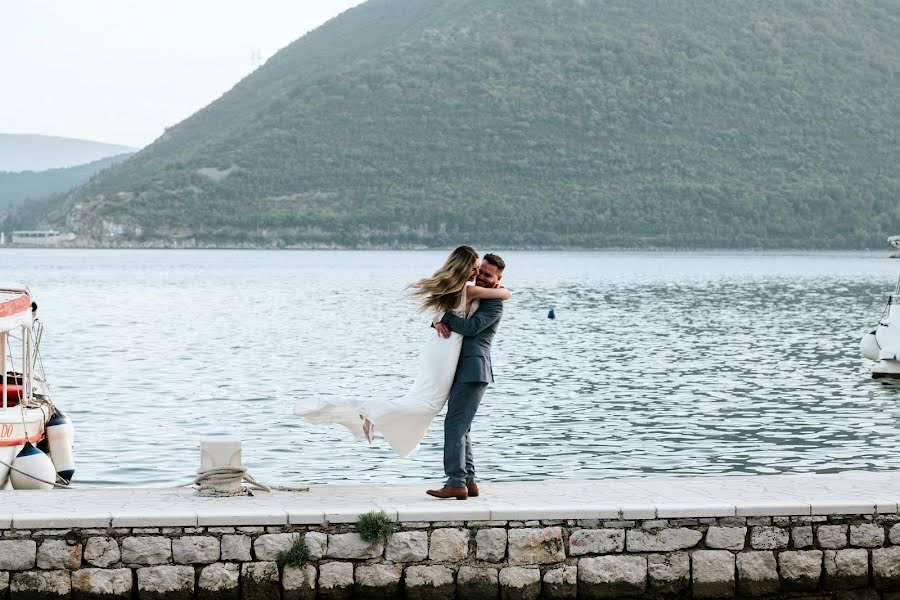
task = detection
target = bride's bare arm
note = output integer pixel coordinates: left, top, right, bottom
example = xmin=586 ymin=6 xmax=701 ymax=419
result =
xmin=466 ymin=285 xmax=512 ymax=301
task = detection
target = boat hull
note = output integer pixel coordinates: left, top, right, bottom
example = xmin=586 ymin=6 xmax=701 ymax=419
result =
xmin=0 ymin=406 xmax=50 ymax=488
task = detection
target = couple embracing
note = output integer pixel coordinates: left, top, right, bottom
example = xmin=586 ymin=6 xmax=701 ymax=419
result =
xmin=294 ymin=246 xmax=510 ymax=500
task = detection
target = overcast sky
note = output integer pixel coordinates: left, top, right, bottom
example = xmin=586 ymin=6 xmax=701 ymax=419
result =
xmin=0 ymin=0 xmax=365 ymax=149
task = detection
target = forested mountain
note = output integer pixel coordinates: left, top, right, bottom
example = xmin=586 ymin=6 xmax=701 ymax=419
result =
xmin=0 ymin=134 xmax=135 ymax=172
xmin=0 ymin=154 xmax=133 ymax=210
xmin=12 ymin=0 xmax=900 ymax=248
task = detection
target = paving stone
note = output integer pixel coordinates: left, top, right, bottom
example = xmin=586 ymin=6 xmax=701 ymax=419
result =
xmin=83 ymin=537 xmax=120 ymax=568
xmin=136 ymin=565 xmax=194 ymax=600
xmin=706 ymin=527 xmax=746 ymax=550
xmin=220 ymin=535 xmax=251 ymax=562
xmin=0 ymin=540 xmax=36 ymax=570
xmin=355 ymin=564 xmax=402 ymax=599
xmin=692 ymin=550 xmax=735 ymax=598
xmin=241 ymin=562 xmax=279 ymax=600
xmin=254 ymin=532 xmax=299 ymax=561
xmin=647 ymin=553 xmax=689 ymax=596
xmin=72 ymin=567 xmax=133 ymax=598
xmin=476 ymin=528 xmax=507 ymax=562
xmin=850 ymin=524 xmax=884 ymax=548
xmin=543 ymin=565 xmax=577 ymax=599
xmin=499 ymin=566 xmax=541 ymax=600
xmin=282 ymin=564 xmax=317 ymax=600
xmin=10 ymin=569 xmax=70 ymax=599
xmin=404 ymin=565 xmax=455 ymax=600
xmin=326 ymin=532 xmax=383 ymax=560
xmin=36 ymin=539 xmax=82 ymax=569
xmin=569 ymin=529 xmax=625 ymax=555
xmin=792 ymin=526 xmax=814 ymax=548
xmin=304 ymin=531 xmax=328 ymax=560
xmin=508 ymin=528 xmax=564 ymax=565
xmin=780 ymin=550 xmax=823 ymax=592
xmin=429 ymin=528 xmax=469 ymax=562
xmin=818 ymin=525 xmax=848 ymax=549
xmin=578 ymin=555 xmax=646 ymax=598
xmin=824 ymin=549 xmax=869 ymax=590
xmin=626 ymin=528 xmax=702 ymax=552
xmin=750 ymin=526 xmax=789 ymax=550
xmin=458 ymin=566 xmax=498 ymax=600
xmin=122 ymin=537 xmax=171 ymax=566
xmin=172 ymin=536 xmax=220 ymax=564
xmin=197 ymin=562 xmax=239 ymax=600
xmin=736 ymin=551 xmax=778 ymax=596
xmin=873 ymin=547 xmax=900 ymax=591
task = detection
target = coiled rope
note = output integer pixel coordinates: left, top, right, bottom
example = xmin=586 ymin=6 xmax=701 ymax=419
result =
xmin=188 ymin=465 xmax=308 ymax=496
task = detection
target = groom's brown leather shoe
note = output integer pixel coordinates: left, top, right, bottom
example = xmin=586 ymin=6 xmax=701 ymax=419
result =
xmin=467 ymin=483 xmax=480 ymax=497
xmin=426 ymin=486 xmax=468 ymax=500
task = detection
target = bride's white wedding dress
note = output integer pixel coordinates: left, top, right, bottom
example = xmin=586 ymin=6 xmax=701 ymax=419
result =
xmin=293 ymin=286 xmax=476 ymax=458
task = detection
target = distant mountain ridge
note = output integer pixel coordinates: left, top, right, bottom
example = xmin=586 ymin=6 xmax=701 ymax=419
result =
xmin=0 ymin=153 xmax=133 ymax=211
xmin=15 ymin=0 xmax=900 ymax=248
xmin=0 ymin=134 xmax=136 ymax=172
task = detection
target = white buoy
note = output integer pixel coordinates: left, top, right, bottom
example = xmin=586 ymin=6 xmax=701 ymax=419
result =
xmin=10 ymin=441 xmax=56 ymax=490
xmin=860 ymin=329 xmax=880 ymax=361
xmin=45 ymin=410 xmax=75 ymax=482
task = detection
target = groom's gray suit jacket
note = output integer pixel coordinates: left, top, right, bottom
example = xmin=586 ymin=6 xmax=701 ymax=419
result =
xmin=440 ymin=298 xmax=504 ymax=384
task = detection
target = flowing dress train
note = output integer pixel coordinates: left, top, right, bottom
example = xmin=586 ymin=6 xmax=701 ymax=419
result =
xmin=293 ymin=287 xmax=475 ymax=458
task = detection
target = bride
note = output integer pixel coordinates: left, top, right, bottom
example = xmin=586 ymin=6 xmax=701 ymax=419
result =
xmin=293 ymin=246 xmax=512 ymax=457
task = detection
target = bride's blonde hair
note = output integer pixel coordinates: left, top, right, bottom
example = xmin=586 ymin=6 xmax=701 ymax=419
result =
xmin=408 ymin=245 xmax=479 ymax=313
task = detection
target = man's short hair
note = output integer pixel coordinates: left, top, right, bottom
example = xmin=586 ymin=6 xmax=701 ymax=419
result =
xmin=482 ymin=253 xmax=506 ymax=272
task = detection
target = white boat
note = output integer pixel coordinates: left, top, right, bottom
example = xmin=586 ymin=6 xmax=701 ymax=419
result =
xmin=889 ymin=236 xmax=900 ymax=258
xmin=10 ymin=230 xmax=75 ymax=246
xmin=0 ymin=283 xmax=74 ymax=488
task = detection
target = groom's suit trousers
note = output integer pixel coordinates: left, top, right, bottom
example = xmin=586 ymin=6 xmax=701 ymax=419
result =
xmin=444 ymin=380 xmax=488 ymax=488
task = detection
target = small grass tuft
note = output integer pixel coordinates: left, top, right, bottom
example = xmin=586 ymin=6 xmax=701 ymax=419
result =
xmin=276 ymin=538 xmax=309 ymax=567
xmin=357 ymin=510 xmax=395 ymax=542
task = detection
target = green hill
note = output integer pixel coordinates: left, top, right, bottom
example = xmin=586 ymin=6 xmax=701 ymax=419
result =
xmin=15 ymin=0 xmax=900 ymax=248
xmin=0 ymin=153 xmax=133 ymax=210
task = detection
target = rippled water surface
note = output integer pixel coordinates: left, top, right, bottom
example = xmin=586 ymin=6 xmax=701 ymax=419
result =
xmin=2 ymin=249 xmax=899 ymax=487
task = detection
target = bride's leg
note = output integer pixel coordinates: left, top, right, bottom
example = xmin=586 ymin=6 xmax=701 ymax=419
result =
xmin=362 ymin=417 xmax=375 ymax=444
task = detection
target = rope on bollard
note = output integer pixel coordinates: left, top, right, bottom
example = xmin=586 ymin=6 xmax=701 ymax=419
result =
xmin=188 ymin=466 xmax=308 ymax=496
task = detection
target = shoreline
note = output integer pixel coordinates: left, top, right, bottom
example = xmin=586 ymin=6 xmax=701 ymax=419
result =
xmin=0 ymin=243 xmax=888 ymax=253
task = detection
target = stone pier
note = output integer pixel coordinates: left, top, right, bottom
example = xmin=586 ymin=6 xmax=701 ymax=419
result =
xmin=2 ymin=472 xmax=900 ymax=598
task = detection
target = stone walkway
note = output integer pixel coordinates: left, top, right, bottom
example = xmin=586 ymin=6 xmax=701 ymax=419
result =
xmin=2 ymin=471 xmax=900 ymax=529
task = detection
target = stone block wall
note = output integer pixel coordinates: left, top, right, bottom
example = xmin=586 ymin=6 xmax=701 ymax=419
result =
xmin=4 ymin=514 xmax=900 ymax=598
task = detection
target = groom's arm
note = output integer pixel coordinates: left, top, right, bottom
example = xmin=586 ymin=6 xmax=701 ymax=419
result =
xmin=440 ymin=299 xmax=503 ymax=337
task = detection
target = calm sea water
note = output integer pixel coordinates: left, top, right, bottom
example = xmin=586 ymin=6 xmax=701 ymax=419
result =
xmin=1 ymin=249 xmax=899 ymax=487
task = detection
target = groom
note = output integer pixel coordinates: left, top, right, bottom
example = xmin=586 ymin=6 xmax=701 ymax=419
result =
xmin=427 ymin=253 xmax=506 ymax=500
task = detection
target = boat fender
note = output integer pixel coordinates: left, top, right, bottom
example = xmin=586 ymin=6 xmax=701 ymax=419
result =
xmin=45 ymin=410 xmax=75 ymax=482
xmin=861 ymin=329 xmax=880 ymax=361
xmin=9 ymin=441 xmax=56 ymax=490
